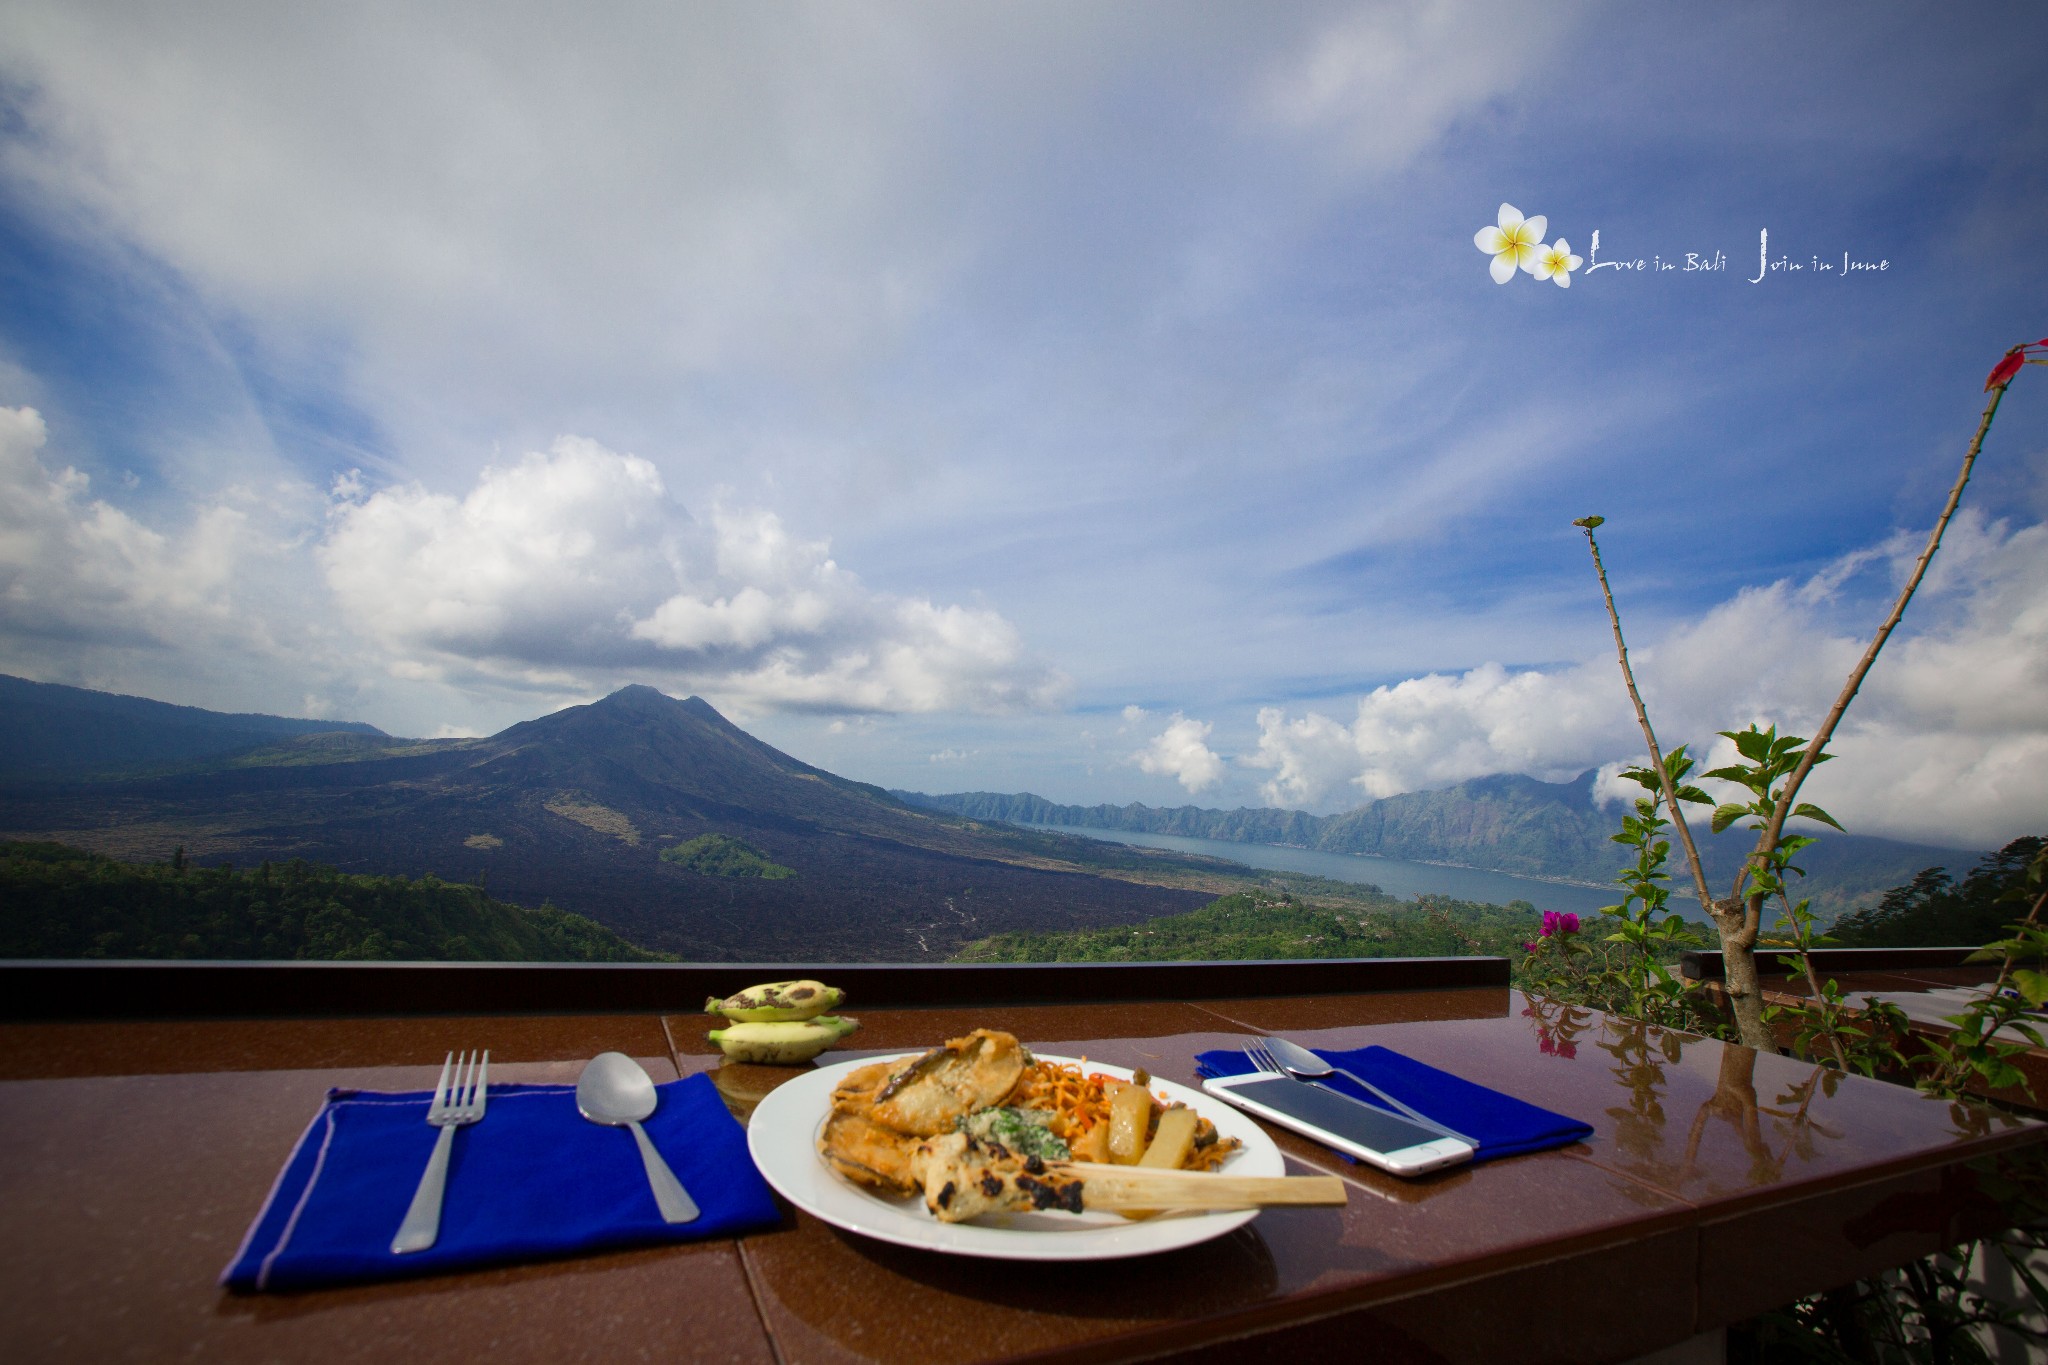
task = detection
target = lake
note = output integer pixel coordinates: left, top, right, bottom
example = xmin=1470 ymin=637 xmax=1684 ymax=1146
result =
xmin=1019 ymin=822 xmax=1627 ymax=914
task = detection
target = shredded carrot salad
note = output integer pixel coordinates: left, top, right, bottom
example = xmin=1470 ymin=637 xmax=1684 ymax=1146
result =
xmin=1008 ymin=1059 xmax=1113 ymax=1140
xmin=1008 ymin=1059 xmax=1238 ymax=1171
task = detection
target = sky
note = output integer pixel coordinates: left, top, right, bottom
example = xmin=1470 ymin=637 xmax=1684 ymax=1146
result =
xmin=1 ymin=1 xmax=2044 ymax=851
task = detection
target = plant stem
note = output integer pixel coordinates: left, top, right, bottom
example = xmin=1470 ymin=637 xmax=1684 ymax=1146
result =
xmin=1581 ymin=530 xmax=1716 ymax=911
xmin=1938 ymin=878 xmax=2048 ymax=1095
xmin=1792 ymin=938 xmax=1852 ymax=1071
xmin=1579 ymin=526 xmax=1771 ymax=1043
xmin=1741 ymin=381 xmax=2011 ymax=914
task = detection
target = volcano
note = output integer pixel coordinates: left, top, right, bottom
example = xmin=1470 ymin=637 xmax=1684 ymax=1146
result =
xmin=0 ymin=682 xmax=1209 ymax=960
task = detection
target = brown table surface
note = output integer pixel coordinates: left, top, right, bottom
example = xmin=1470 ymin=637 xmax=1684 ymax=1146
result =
xmin=2 ymin=987 xmax=2040 ymax=1365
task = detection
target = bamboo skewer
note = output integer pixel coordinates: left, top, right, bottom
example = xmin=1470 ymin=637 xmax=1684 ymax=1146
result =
xmin=1053 ymin=1163 xmax=1346 ymax=1210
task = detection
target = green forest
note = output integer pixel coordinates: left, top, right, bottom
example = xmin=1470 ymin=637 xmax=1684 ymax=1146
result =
xmin=1827 ymin=837 xmax=2045 ymax=948
xmin=0 ymin=841 xmax=668 ymax=961
xmin=954 ymin=837 xmax=2048 ymax=967
xmin=953 ymin=890 xmax=1546 ymax=963
xmin=659 ymin=833 xmax=796 ymax=879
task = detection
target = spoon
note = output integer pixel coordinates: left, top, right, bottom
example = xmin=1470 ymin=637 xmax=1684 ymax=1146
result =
xmin=576 ymin=1051 xmax=701 ymax=1223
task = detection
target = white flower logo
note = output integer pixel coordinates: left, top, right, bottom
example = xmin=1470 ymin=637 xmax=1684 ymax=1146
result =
xmin=1530 ymin=238 xmax=1582 ymax=288
xmin=1474 ymin=203 xmax=1546 ymax=284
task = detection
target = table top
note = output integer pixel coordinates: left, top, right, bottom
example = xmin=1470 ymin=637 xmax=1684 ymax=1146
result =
xmin=2 ymin=986 xmax=2039 ymax=1365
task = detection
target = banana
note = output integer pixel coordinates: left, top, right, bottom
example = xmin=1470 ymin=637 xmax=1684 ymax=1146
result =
xmin=707 ymin=1016 xmax=860 ymax=1065
xmin=704 ymin=978 xmax=844 ymax=1022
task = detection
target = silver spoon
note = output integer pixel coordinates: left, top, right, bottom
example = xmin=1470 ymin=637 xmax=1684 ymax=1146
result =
xmin=1257 ymin=1035 xmax=1477 ymax=1146
xmin=576 ymin=1051 xmax=701 ymax=1223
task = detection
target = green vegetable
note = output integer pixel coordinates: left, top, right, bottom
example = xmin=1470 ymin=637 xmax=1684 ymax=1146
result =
xmin=958 ymin=1107 xmax=1070 ymax=1160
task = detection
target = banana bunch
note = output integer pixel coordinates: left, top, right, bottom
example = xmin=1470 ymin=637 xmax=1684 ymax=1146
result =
xmin=704 ymin=979 xmax=857 ymax=1064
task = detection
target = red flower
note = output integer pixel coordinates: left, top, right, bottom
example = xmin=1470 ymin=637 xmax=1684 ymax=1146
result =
xmin=1987 ymin=349 xmax=2027 ymax=392
xmin=1987 ymin=339 xmax=2048 ymax=392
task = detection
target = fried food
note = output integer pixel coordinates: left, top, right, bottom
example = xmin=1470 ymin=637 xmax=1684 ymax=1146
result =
xmin=911 ymin=1131 xmax=1084 ymax=1222
xmin=830 ymin=1060 xmax=897 ymax=1113
xmin=818 ymin=1110 xmax=922 ymax=1196
xmin=864 ymin=1029 xmax=1029 ymax=1136
xmin=909 ymin=1131 xmax=1342 ymax=1223
xmin=815 ymin=1029 xmax=1243 ymax=1216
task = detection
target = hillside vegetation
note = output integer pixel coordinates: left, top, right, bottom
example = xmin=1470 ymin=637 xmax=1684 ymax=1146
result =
xmin=0 ymin=841 xmax=668 ymax=961
xmin=1829 ymin=837 xmax=2046 ymax=948
xmin=954 ymin=890 xmax=1541 ymax=963
xmin=659 ymin=833 xmax=796 ymax=878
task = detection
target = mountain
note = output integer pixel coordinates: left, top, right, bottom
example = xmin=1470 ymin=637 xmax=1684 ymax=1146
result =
xmin=0 ymin=684 xmax=1210 ymax=960
xmin=897 ymin=776 xmax=1986 ymax=921
xmin=0 ymin=674 xmax=386 ymax=779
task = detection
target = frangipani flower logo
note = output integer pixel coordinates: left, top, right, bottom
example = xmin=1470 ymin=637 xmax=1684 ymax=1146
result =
xmin=1531 ymin=238 xmax=1583 ymax=288
xmin=1474 ymin=203 xmax=1546 ymax=284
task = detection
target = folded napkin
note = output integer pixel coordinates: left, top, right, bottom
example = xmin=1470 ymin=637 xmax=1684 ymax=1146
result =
xmin=223 ymin=1071 xmax=780 ymax=1292
xmin=1196 ymin=1044 xmax=1592 ymax=1163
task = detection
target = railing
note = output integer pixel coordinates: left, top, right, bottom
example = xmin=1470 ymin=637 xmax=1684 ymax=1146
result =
xmin=0 ymin=955 xmax=1511 ymax=1019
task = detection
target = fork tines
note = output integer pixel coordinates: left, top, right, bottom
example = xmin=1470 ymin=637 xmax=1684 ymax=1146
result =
xmin=432 ymin=1050 xmax=489 ymax=1118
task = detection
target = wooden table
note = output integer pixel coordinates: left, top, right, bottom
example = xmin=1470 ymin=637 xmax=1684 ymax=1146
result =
xmin=2 ymin=983 xmax=2039 ymax=1364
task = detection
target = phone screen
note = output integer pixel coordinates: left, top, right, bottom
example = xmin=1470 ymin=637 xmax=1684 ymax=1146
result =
xmin=1222 ymin=1076 xmax=1450 ymax=1154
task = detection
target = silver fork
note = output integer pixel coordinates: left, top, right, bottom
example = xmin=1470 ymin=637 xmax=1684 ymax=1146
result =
xmin=391 ymin=1050 xmax=489 ymax=1254
xmin=1243 ymin=1038 xmax=1474 ymax=1146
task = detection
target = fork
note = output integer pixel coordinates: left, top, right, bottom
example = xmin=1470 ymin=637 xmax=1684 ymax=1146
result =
xmin=1243 ymin=1038 xmax=1473 ymax=1146
xmin=391 ymin=1050 xmax=489 ymax=1254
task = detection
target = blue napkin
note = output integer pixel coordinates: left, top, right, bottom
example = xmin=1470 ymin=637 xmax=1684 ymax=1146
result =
xmin=222 ymin=1071 xmax=781 ymax=1291
xmin=1196 ymin=1044 xmax=1592 ymax=1163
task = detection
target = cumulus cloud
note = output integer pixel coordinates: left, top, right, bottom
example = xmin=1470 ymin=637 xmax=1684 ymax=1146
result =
xmin=1244 ymin=512 xmax=2048 ymax=848
xmin=0 ymin=405 xmax=256 ymax=648
xmin=1248 ymin=661 xmax=1630 ymax=806
xmin=1135 ymin=712 xmax=1226 ymax=794
xmin=319 ymin=436 xmax=1063 ymax=713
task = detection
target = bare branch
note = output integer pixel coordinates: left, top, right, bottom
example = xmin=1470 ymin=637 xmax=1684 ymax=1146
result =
xmin=1578 ymin=523 xmax=1716 ymax=913
xmin=1746 ymin=379 xmax=2013 ymax=890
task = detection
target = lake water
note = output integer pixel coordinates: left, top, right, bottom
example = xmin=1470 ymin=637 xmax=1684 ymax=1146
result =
xmin=1020 ymin=822 xmax=1625 ymax=914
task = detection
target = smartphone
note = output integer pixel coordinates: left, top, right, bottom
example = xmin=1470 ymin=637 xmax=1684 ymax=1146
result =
xmin=1203 ymin=1073 xmax=1474 ymax=1176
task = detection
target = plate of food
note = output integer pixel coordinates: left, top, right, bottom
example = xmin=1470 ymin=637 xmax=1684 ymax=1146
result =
xmin=745 ymin=1028 xmax=1302 ymax=1260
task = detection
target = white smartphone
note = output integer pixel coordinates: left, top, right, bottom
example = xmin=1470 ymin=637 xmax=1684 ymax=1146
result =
xmin=1203 ymin=1073 xmax=1475 ymax=1177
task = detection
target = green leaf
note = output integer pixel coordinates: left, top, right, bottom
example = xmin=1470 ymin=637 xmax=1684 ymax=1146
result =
xmin=1729 ymin=728 xmax=1773 ymax=761
xmin=1710 ymin=803 xmax=1749 ymax=834
xmin=1790 ymin=803 xmax=1845 ymax=832
xmin=2014 ymin=970 xmax=2048 ymax=1008
xmin=1573 ymin=515 xmax=1604 ymax=529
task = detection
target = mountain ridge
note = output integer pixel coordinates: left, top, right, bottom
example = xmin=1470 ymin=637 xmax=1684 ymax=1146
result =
xmin=0 ymin=674 xmax=386 ymax=779
xmin=0 ymin=682 xmax=1215 ymax=960
xmin=895 ymin=779 xmax=1980 ymax=920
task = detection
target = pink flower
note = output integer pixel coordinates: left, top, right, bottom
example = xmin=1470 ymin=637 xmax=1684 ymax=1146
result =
xmin=1539 ymin=910 xmax=1580 ymax=937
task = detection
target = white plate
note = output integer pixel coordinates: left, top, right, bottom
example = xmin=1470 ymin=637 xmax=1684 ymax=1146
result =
xmin=747 ymin=1052 xmax=1283 ymax=1261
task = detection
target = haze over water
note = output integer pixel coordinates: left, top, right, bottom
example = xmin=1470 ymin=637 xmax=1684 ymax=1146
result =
xmin=1022 ymin=823 xmax=1623 ymax=915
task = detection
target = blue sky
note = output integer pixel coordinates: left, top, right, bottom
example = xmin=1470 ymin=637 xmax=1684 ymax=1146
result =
xmin=2 ymin=2 xmax=2044 ymax=848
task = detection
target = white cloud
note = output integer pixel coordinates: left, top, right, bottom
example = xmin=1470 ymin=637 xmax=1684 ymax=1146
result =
xmin=319 ymin=436 xmax=1064 ymax=714
xmin=1255 ymin=0 xmax=1588 ymax=173
xmin=1135 ymin=712 xmax=1226 ymax=794
xmin=1243 ymin=512 xmax=2048 ymax=848
xmin=0 ymin=405 xmax=256 ymax=649
xmin=1248 ymin=661 xmax=1629 ymax=807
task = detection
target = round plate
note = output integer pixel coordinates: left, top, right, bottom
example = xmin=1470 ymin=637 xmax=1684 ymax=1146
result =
xmin=746 ymin=1052 xmax=1282 ymax=1261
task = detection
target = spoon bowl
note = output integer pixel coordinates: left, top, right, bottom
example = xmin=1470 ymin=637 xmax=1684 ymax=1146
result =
xmin=576 ymin=1052 xmax=701 ymax=1224
xmin=577 ymin=1050 xmax=658 ymax=1125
